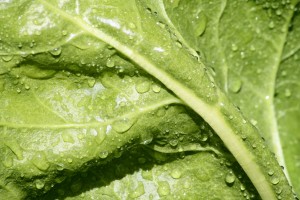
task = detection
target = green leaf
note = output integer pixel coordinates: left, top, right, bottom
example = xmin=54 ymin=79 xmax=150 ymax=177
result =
xmin=0 ymin=0 xmax=298 ymax=199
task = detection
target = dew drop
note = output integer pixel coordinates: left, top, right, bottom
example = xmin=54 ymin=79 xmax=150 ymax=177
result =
xmin=157 ymin=181 xmax=170 ymax=196
xmin=31 ymin=152 xmax=50 ymax=171
xmin=171 ymin=168 xmax=182 ymax=179
xmin=284 ymin=89 xmax=291 ymax=97
xmin=1 ymin=55 xmax=13 ymax=62
xmin=268 ymin=21 xmax=275 ymax=29
xmin=106 ymin=58 xmax=115 ymax=68
xmin=229 ymin=78 xmax=242 ymax=93
xmin=87 ymin=78 xmax=96 ymax=88
xmin=268 ymin=169 xmax=274 ymax=176
xmin=194 ymin=12 xmax=207 ymax=37
xmin=62 ymin=30 xmax=68 ymax=36
xmin=135 ymin=80 xmax=151 ymax=93
xmin=62 ymin=132 xmax=75 ymax=143
xmin=99 ymin=151 xmax=108 ymax=159
xmin=231 ymin=44 xmax=238 ymax=51
xmin=169 ymin=139 xmax=178 ymax=147
xmin=129 ymin=181 xmax=145 ymax=198
xmin=151 ymin=83 xmax=161 ymax=93
xmin=271 ymin=177 xmax=280 ymax=185
xmin=35 ymin=180 xmax=45 ymax=189
xmin=49 ymin=47 xmax=62 ymax=56
xmin=225 ymin=171 xmax=236 ymax=185
xmin=112 ymin=118 xmax=135 ymax=133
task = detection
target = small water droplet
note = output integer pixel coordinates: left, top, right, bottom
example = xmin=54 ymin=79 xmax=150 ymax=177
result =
xmin=99 ymin=151 xmax=108 ymax=159
xmin=240 ymin=184 xmax=246 ymax=191
xmin=35 ymin=180 xmax=45 ymax=189
xmin=129 ymin=181 xmax=145 ymax=198
xmin=151 ymin=83 xmax=161 ymax=93
xmin=269 ymin=21 xmax=275 ymax=29
xmin=129 ymin=23 xmax=136 ymax=29
xmin=284 ymin=89 xmax=291 ymax=97
xmin=229 ymin=78 xmax=242 ymax=93
xmin=87 ymin=78 xmax=96 ymax=88
xmin=135 ymin=80 xmax=151 ymax=93
xmin=62 ymin=30 xmax=68 ymax=36
xmin=169 ymin=139 xmax=178 ymax=147
xmin=268 ymin=169 xmax=274 ymax=176
xmin=62 ymin=132 xmax=75 ymax=143
xmin=157 ymin=181 xmax=170 ymax=196
xmin=106 ymin=58 xmax=115 ymax=68
xmin=49 ymin=47 xmax=62 ymax=56
xmin=231 ymin=44 xmax=238 ymax=51
xmin=271 ymin=177 xmax=280 ymax=185
xmin=171 ymin=168 xmax=182 ymax=179
xmin=225 ymin=171 xmax=236 ymax=185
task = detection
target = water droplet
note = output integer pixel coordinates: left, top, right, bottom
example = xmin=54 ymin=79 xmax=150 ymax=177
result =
xmin=240 ymin=184 xmax=246 ymax=191
xmin=229 ymin=78 xmax=242 ymax=93
xmin=106 ymin=58 xmax=115 ymax=68
xmin=112 ymin=118 xmax=135 ymax=133
xmin=129 ymin=181 xmax=145 ymax=198
xmin=225 ymin=171 xmax=236 ymax=185
xmin=49 ymin=47 xmax=62 ymax=56
xmin=67 ymin=158 xmax=73 ymax=163
xmin=194 ymin=12 xmax=207 ymax=37
xmin=62 ymin=30 xmax=68 ymax=36
xmin=231 ymin=44 xmax=238 ymax=51
xmin=35 ymin=179 xmax=45 ymax=189
xmin=151 ymin=83 xmax=161 ymax=93
xmin=268 ymin=169 xmax=274 ymax=176
xmin=135 ymin=80 xmax=151 ymax=93
xmin=250 ymin=45 xmax=256 ymax=51
xmin=284 ymin=89 xmax=291 ymax=97
xmin=142 ymin=170 xmax=153 ymax=180
xmin=269 ymin=21 xmax=275 ymax=29
xmin=171 ymin=168 xmax=182 ymax=179
xmin=271 ymin=177 xmax=280 ymax=185
xmin=157 ymin=21 xmax=166 ymax=28
xmin=1 ymin=55 xmax=13 ymax=62
xmin=157 ymin=181 xmax=170 ymax=196
xmin=87 ymin=78 xmax=96 ymax=88
xmin=129 ymin=23 xmax=136 ymax=29
xmin=62 ymin=132 xmax=75 ymax=143
xmin=31 ymin=152 xmax=50 ymax=171
xmin=169 ymin=139 xmax=178 ymax=147
xmin=99 ymin=151 xmax=108 ymax=159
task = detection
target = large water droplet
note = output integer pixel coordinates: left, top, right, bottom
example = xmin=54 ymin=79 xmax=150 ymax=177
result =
xmin=151 ymin=83 xmax=161 ymax=93
xmin=1 ymin=55 xmax=13 ymax=62
xmin=157 ymin=181 xmax=170 ymax=196
xmin=106 ymin=58 xmax=115 ymax=68
xmin=112 ymin=118 xmax=135 ymax=133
